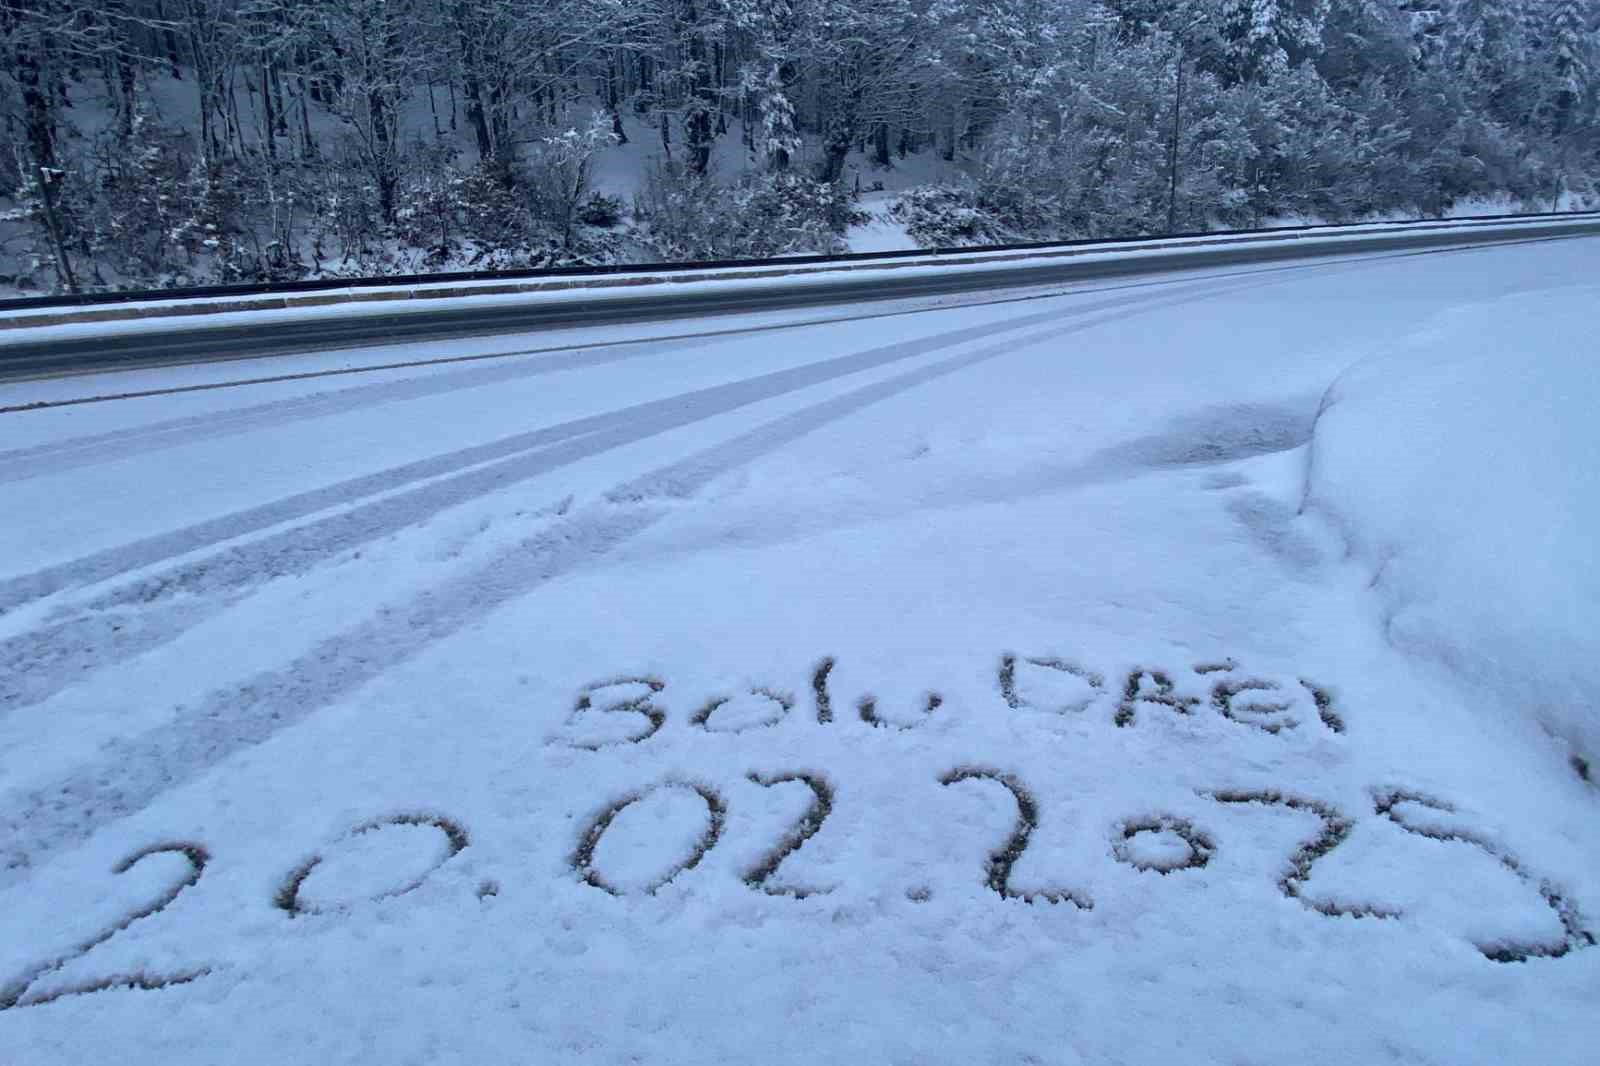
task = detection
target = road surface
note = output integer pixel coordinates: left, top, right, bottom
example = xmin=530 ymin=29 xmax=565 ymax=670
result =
xmin=0 ymin=236 xmax=1596 ymax=1064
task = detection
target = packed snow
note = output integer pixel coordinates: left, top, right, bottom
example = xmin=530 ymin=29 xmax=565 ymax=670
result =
xmin=0 ymin=237 xmax=1596 ymax=1063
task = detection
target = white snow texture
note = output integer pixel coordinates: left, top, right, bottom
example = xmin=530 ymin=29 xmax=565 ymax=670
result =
xmin=0 ymin=237 xmax=1596 ymax=1064
xmin=1306 ymin=289 xmax=1600 ymax=769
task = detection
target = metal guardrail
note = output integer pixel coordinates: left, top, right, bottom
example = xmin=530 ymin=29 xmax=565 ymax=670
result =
xmin=2 ymin=209 xmax=1596 ymax=314
xmin=2 ymin=212 xmax=1598 ymax=383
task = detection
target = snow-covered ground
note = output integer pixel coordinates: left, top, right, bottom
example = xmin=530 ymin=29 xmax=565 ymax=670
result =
xmin=0 ymin=237 xmax=1596 ymax=1063
xmin=1304 ymin=291 xmax=1599 ymax=782
xmin=846 ymin=191 xmax=921 ymax=254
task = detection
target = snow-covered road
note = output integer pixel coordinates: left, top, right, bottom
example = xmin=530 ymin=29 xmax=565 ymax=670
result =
xmin=1 ymin=238 xmax=1597 ymax=1064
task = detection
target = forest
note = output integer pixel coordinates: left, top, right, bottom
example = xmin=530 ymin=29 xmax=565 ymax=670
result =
xmin=1 ymin=0 xmax=1596 ymax=294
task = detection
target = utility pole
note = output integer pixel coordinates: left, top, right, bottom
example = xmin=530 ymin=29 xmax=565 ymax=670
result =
xmin=35 ymin=165 xmax=79 ymax=294
xmin=1167 ymin=45 xmax=1184 ymax=234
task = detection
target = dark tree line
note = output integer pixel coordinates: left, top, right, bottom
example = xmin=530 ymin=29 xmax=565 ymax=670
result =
xmin=1 ymin=0 xmax=1596 ymax=292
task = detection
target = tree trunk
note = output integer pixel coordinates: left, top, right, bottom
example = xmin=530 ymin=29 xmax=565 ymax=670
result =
xmin=188 ymin=9 xmax=220 ymax=163
xmin=298 ymin=79 xmax=316 ymax=160
xmin=607 ymin=53 xmax=628 ymax=144
xmin=371 ymin=88 xmax=397 ymax=223
xmin=1167 ymin=48 xmax=1184 ymax=233
xmin=714 ymin=40 xmax=728 ymax=136
xmin=454 ymin=5 xmax=494 ymax=160
xmin=821 ymin=138 xmax=850 ymax=183
xmin=155 ymin=0 xmax=182 ymax=78
xmin=261 ymin=63 xmax=278 ymax=160
xmin=35 ymin=166 xmax=78 ymax=292
xmin=3 ymin=1 xmax=56 ymax=168
xmin=103 ymin=0 xmax=139 ymax=140
xmin=226 ymin=73 xmax=244 ymax=157
xmin=463 ymin=75 xmax=493 ymax=159
xmin=270 ymin=64 xmax=288 ymax=135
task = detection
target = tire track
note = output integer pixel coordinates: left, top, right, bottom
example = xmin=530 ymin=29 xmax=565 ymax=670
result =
xmin=0 ymin=235 xmax=1521 ymax=463
xmin=0 ymin=279 xmax=1250 ymax=718
xmin=0 ymin=281 xmax=1236 ymax=885
xmin=0 ymin=269 xmax=1209 ymax=478
xmin=1 ymin=281 xmax=1201 ymax=619
xmin=0 ymin=332 xmax=736 ymax=486
xmin=4 ymin=226 xmax=1584 ymax=407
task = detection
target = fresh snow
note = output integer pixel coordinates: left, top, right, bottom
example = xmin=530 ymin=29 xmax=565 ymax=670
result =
xmin=1304 ymin=289 xmax=1600 ymax=774
xmin=846 ymin=192 xmax=921 ymax=254
xmin=8 ymin=214 xmax=1587 ymax=350
xmin=0 ymin=237 xmax=1597 ymax=1063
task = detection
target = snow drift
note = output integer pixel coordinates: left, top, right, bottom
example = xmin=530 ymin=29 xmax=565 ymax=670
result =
xmin=1304 ymin=286 xmax=1600 ymax=774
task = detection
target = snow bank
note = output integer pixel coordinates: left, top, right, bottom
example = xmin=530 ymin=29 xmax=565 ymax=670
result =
xmin=1303 ymin=286 xmax=1600 ymax=773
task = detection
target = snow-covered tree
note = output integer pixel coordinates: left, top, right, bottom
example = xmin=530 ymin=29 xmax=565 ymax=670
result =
xmin=0 ymin=0 xmax=1596 ymax=292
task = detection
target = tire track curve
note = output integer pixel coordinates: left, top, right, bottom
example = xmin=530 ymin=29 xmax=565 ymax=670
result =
xmin=1 ymin=279 xmax=1217 ymax=618
xmin=0 ymin=279 xmax=1252 ymax=716
xmin=0 ymin=280 xmax=1238 ymax=885
xmin=0 ymin=235 xmax=1513 ymax=465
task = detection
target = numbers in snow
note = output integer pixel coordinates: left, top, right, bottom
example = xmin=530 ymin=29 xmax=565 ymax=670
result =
xmin=0 ymin=844 xmax=211 ymax=1012
xmin=274 ymin=813 xmax=470 ymax=916
xmin=1113 ymin=815 xmax=1215 ymax=874
xmin=570 ymin=782 xmax=727 ymax=895
xmin=743 ymin=773 xmax=835 ymax=898
xmin=940 ymin=767 xmax=1092 ymax=908
xmin=4 ymin=781 xmax=1590 ymax=1011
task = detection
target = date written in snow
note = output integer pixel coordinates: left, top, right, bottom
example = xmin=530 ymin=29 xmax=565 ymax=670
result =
xmin=556 ymin=655 xmax=1345 ymax=748
xmin=3 ymin=779 xmax=1594 ymax=1013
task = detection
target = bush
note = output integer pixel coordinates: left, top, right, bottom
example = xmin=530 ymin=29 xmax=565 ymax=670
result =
xmin=637 ymin=165 xmax=864 ymax=261
xmin=577 ymin=192 xmax=625 ymax=227
xmin=887 ymin=184 xmax=1009 ymax=248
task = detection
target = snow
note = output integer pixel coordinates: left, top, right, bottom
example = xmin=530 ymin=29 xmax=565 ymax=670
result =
xmin=2 ymin=70 xmax=972 ymax=296
xmin=588 ymin=109 xmax=768 ymax=204
xmin=846 ymin=192 xmax=920 ymax=254
xmin=1302 ymin=286 xmax=1600 ymax=773
xmin=7 ymin=212 xmax=1592 ymax=346
xmin=286 ymin=818 xmax=465 ymax=914
xmin=0 ymin=67 xmax=967 ymax=296
xmin=0 ymin=236 xmax=1597 ymax=1062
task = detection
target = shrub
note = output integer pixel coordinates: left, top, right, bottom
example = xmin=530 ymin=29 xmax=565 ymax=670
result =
xmin=887 ymin=184 xmax=1009 ymax=248
xmin=637 ymin=164 xmax=865 ymax=261
xmin=577 ymin=192 xmax=625 ymax=228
